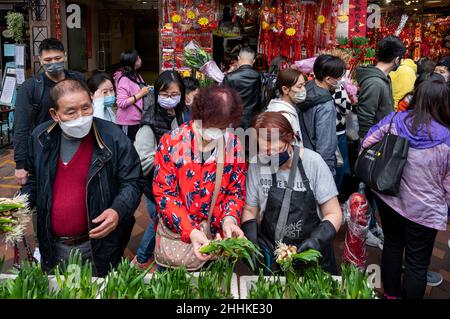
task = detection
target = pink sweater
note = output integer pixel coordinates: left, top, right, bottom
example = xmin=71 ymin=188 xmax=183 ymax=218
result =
xmin=114 ymin=71 xmax=144 ymax=126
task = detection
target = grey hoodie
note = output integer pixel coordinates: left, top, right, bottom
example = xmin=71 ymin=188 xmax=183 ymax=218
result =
xmin=297 ymin=80 xmax=337 ymax=176
xmin=356 ymin=66 xmax=394 ymax=139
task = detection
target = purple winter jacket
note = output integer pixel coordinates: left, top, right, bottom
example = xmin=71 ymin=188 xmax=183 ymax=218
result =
xmin=362 ymin=111 xmax=450 ymax=231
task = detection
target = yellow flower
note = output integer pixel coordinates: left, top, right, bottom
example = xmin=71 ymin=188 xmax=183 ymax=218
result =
xmin=187 ymin=10 xmax=196 ymax=20
xmin=318 ymin=15 xmax=326 ymax=24
xmin=286 ymin=28 xmax=296 ymax=36
xmin=171 ymin=14 xmax=181 ymax=23
xmin=262 ymin=21 xmax=269 ymax=30
xmin=198 ymin=17 xmax=209 ymax=26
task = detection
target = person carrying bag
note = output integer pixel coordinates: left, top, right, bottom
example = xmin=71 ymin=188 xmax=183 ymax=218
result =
xmin=354 ymin=112 xmax=409 ymax=196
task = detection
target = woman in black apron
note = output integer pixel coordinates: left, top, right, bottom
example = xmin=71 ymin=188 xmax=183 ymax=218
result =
xmin=242 ymin=112 xmax=342 ymax=275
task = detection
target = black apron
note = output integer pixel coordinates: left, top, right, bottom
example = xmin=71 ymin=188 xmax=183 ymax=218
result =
xmin=258 ymin=146 xmax=337 ymax=274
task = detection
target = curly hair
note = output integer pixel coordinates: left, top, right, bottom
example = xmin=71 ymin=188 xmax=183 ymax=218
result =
xmin=191 ymin=86 xmax=243 ymax=128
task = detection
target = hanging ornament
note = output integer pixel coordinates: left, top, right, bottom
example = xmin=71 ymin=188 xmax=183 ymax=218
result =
xmin=318 ymin=15 xmax=326 ymax=24
xmin=171 ymin=14 xmax=181 ymax=23
xmin=198 ymin=17 xmax=209 ymax=27
xmin=187 ymin=10 xmax=196 ymax=20
xmin=286 ymin=27 xmax=296 ymax=37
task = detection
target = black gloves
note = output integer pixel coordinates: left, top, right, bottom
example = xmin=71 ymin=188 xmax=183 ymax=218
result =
xmin=241 ymin=218 xmax=258 ymax=246
xmin=297 ymin=220 xmax=337 ymax=253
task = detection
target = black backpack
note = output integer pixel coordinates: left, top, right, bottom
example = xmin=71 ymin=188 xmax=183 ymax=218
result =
xmin=30 ymin=71 xmax=82 ymax=127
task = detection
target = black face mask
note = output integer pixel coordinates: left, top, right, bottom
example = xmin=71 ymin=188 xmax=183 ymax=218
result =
xmin=269 ymin=149 xmax=290 ymax=167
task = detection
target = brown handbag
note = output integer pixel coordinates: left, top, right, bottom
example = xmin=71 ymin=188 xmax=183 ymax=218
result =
xmin=154 ymin=138 xmax=225 ymax=271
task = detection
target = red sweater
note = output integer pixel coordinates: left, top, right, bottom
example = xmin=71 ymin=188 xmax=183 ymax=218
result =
xmin=51 ymin=134 xmax=94 ymax=237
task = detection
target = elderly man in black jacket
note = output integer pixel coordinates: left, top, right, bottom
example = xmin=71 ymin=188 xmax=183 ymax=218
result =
xmin=222 ymin=46 xmax=261 ymax=130
xmin=21 ymin=79 xmax=144 ymax=277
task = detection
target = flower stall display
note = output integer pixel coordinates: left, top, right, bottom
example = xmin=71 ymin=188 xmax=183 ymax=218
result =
xmin=183 ymin=40 xmax=224 ymax=82
xmin=160 ymin=0 xmax=217 ymax=73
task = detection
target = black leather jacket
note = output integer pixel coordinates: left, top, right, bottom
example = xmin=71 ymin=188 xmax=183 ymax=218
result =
xmin=222 ymin=65 xmax=262 ymax=129
xmin=21 ymin=118 xmax=144 ymax=276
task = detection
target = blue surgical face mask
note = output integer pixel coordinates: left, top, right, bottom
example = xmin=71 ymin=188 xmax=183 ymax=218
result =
xmin=104 ymin=95 xmax=116 ymax=108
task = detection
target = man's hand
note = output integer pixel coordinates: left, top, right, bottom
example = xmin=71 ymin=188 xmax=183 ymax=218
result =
xmin=222 ymin=217 xmax=244 ymax=239
xmin=190 ymin=228 xmax=212 ymax=261
xmin=15 ymin=169 xmax=29 ymax=185
xmin=89 ymin=208 xmax=119 ymax=239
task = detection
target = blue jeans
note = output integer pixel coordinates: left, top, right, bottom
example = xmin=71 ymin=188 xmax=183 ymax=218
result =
xmin=335 ymin=133 xmax=351 ymax=193
xmin=136 ymin=196 xmax=158 ymax=264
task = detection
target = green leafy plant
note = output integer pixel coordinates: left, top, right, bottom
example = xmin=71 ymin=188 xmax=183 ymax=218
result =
xmin=288 ymin=265 xmax=341 ymax=299
xmin=143 ymin=266 xmax=196 ymax=299
xmin=101 ymin=258 xmax=150 ymax=299
xmin=3 ymin=261 xmax=52 ymax=299
xmin=196 ymin=259 xmax=234 ymax=299
xmin=248 ymin=270 xmax=285 ymax=299
xmin=184 ymin=43 xmax=212 ymax=69
xmin=53 ymin=250 xmax=102 ymax=299
xmin=5 ymin=12 xmax=25 ymax=44
xmin=340 ymin=263 xmax=375 ymax=299
xmin=199 ymin=237 xmax=262 ymax=271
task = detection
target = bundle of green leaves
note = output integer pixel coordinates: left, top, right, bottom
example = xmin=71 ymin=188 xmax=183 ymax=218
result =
xmin=101 ymin=258 xmax=150 ymax=299
xmin=340 ymin=263 xmax=376 ymax=299
xmin=248 ymin=270 xmax=285 ymax=299
xmin=2 ymin=261 xmax=52 ymax=299
xmin=53 ymin=250 xmax=103 ymax=299
xmin=196 ymin=259 xmax=234 ymax=299
xmin=143 ymin=267 xmax=196 ymax=299
xmin=199 ymin=237 xmax=262 ymax=271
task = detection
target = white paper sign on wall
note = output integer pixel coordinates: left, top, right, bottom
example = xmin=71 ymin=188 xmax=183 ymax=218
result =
xmin=66 ymin=4 xmax=81 ymax=29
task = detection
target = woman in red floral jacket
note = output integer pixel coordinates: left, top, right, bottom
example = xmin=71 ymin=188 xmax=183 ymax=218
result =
xmin=153 ymin=87 xmax=247 ymax=262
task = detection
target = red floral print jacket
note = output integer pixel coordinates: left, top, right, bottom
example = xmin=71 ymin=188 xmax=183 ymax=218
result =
xmin=153 ymin=122 xmax=247 ymax=243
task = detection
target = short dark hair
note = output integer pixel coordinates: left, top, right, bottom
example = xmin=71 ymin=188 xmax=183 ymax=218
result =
xmin=183 ymin=77 xmax=200 ymax=94
xmin=191 ymin=87 xmax=243 ymax=128
xmin=313 ymin=54 xmax=346 ymax=81
xmin=376 ymin=35 xmax=406 ymax=63
xmin=50 ymin=79 xmax=91 ymax=110
xmin=87 ymin=72 xmax=115 ymax=94
xmin=38 ymin=38 xmax=65 ymax=55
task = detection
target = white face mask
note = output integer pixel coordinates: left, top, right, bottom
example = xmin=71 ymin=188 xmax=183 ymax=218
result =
xmin=202 ymin=128 xmax=225 ymax=141
xmin=291 ymin=88 xmax=307 ymax=104
xmin=57 ymin=114 xmax=93 ymax=138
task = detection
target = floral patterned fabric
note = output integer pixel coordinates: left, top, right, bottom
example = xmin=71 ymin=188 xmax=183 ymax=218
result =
xmin=153 ymin=121 xmax=247 ymax=243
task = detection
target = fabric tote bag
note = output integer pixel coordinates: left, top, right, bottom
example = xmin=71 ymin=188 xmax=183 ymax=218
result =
xmin=354 ymin=113 xmax=409 ymax=196
xmin=154 ymin=138 xmax=224 ymax=271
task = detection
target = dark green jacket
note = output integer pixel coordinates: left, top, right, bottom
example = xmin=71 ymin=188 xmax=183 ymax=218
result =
xmin=356 ymin=66 xmax=394 ymax=139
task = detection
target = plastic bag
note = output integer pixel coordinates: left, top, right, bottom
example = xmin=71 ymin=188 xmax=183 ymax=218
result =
xmin=346 ymin=112 xmax=360 ymax=141
xmin=343 ymin=191 xmax=369 ymax=271
xmin=293 ymin=57 xmax=316 ymax=74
